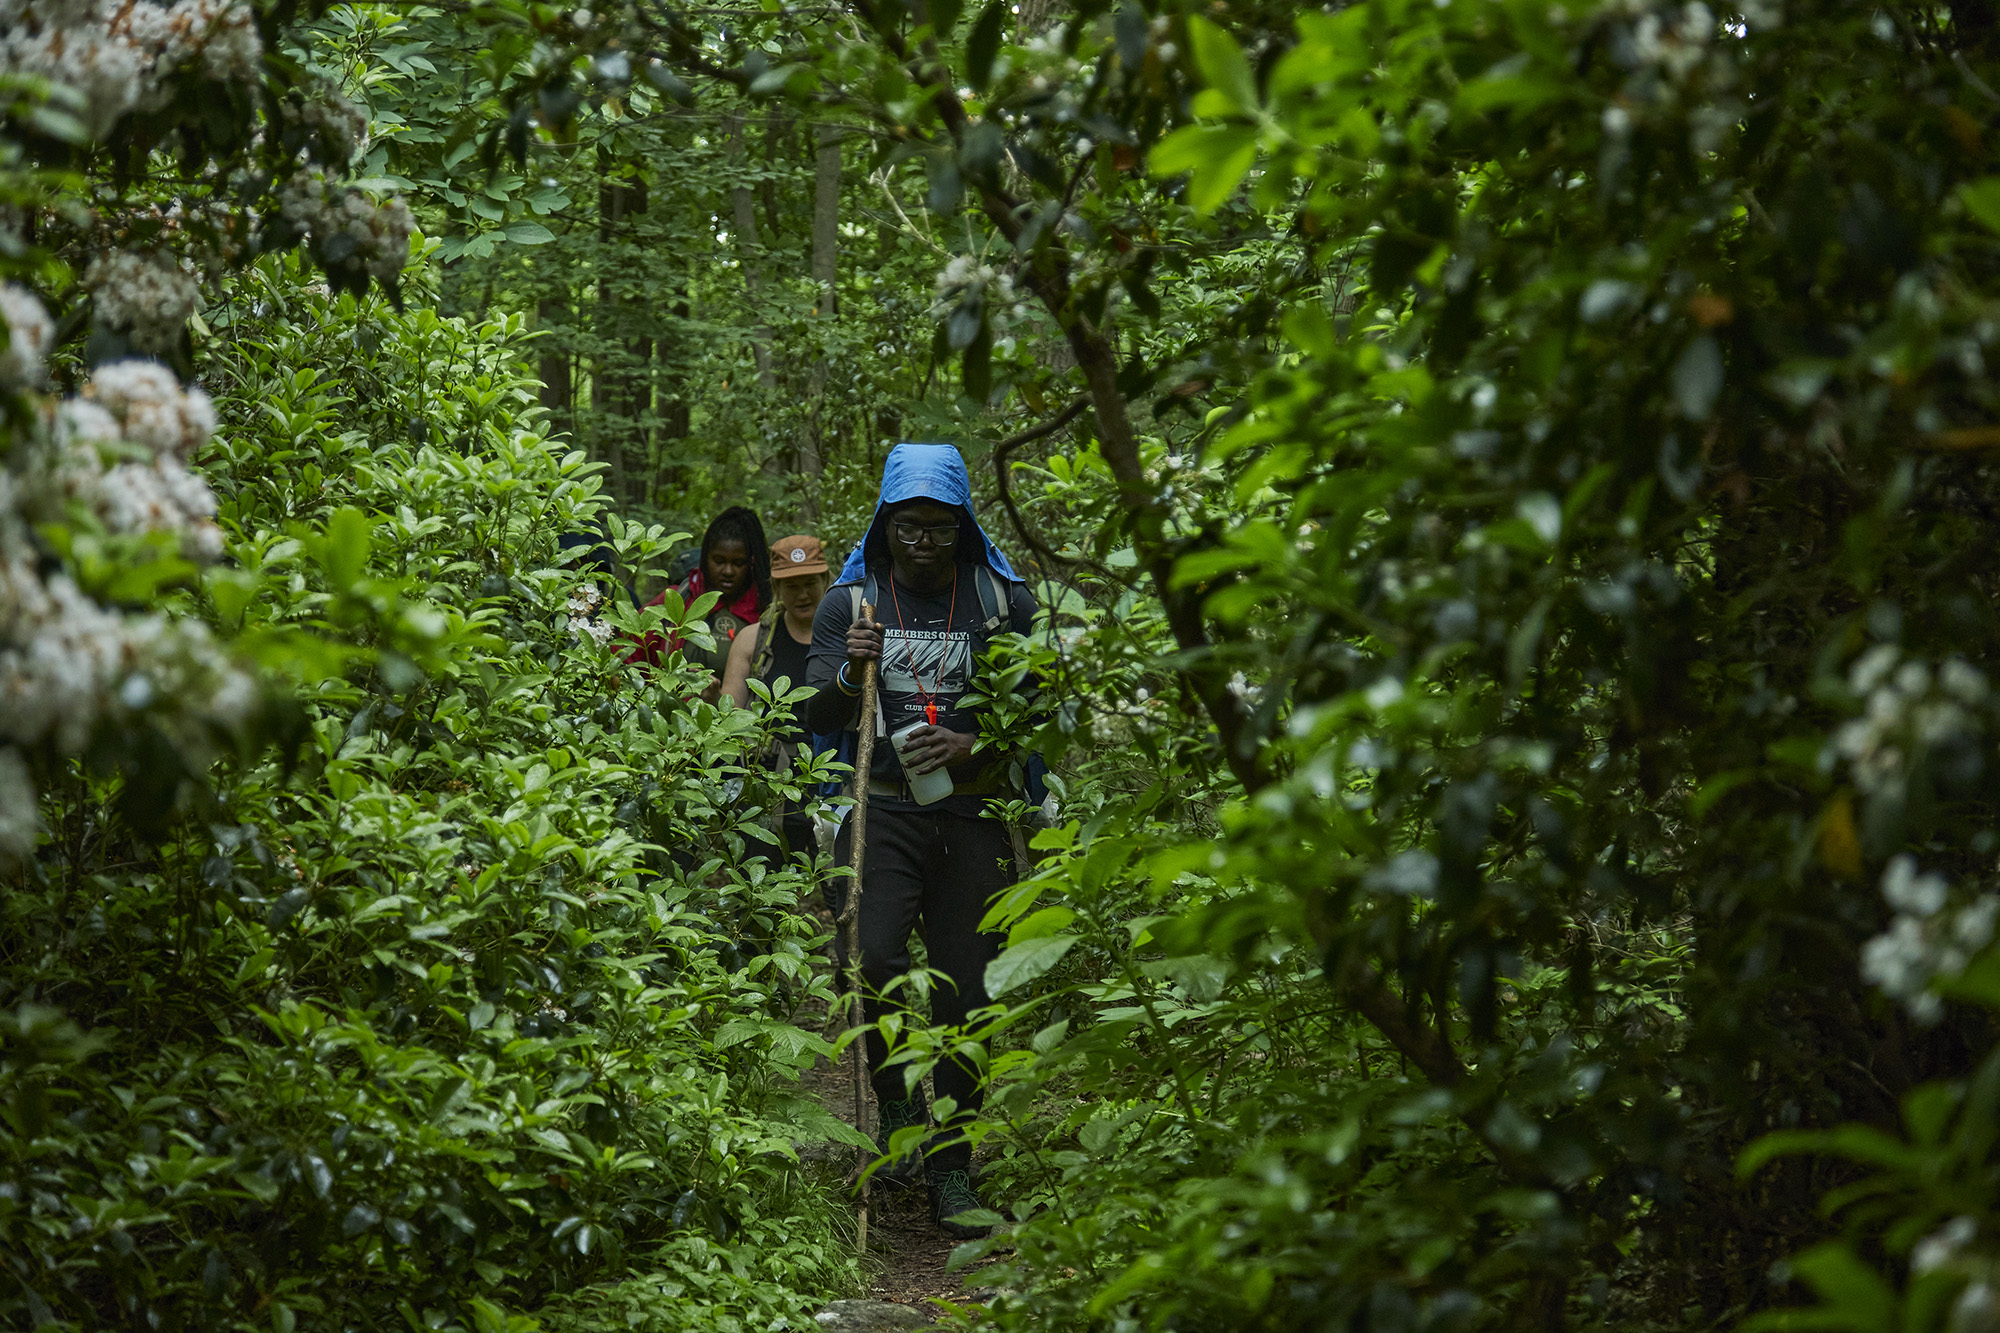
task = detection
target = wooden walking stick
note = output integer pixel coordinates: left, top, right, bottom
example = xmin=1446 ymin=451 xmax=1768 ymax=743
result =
xmin=837 ymin=601 xmax=880 ymax=1258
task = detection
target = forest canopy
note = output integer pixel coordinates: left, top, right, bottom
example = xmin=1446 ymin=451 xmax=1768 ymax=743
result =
xmin=6 ymin=0 xmax=2000 ymax=1328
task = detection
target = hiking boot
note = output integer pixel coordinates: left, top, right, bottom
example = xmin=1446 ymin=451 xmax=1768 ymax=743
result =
xmin=929 ymin=1168 xmax=992 ymax=1240
xmin=873 ymin=1095 xmax=928 ymax=1189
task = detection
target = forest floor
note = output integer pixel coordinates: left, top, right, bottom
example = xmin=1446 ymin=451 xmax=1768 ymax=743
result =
xmin=795 ymin=981 xmax=1007 ymax=1328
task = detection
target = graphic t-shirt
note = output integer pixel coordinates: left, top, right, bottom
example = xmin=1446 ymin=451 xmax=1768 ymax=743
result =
xmin=806 ymin=563 xmax=1036 ymax=816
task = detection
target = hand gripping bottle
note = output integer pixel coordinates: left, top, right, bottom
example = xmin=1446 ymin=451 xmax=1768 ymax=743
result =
xmin=888 ymin=721 xmax=956 ymax=805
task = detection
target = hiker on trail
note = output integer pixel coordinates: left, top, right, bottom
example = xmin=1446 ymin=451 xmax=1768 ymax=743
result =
xmin=626 ymin=505 xmax=771 ymax=698
xmin=720 ymin=534 xmax=831 ymax=866
xmin=802 ymin=442 xmax=1038 ymax=1242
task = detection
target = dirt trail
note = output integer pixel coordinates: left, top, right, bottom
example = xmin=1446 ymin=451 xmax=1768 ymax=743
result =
xmin=797 ymin=1045 xmax=1003 ymax=1317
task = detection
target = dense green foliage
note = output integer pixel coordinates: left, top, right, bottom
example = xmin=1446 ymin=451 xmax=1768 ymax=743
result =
xmin=2 ymin=251 xmax=861 ymax=1327
xmin=19 ymin=0 xmax=2000 ymax=1326
xmin=292 ymin=3 xmax=959 ymax=533
xmin=643 ymin=0 xmax=2000 ymax=1327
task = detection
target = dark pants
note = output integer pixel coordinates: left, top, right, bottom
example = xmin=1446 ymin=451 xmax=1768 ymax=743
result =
xmin=781 ymin=809 xmax=815 ymax=864
xmin=745 ymin=806 xmax=816 ymax=873
xmin=829 ymin=807 xmax=1011 ymax=1172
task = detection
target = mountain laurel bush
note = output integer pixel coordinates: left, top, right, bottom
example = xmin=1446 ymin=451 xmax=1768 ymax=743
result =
xmin=0 ymin=253 xmax=859 ymax=1333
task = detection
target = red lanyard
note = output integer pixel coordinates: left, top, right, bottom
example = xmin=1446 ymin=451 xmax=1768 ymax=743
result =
xmin=887 ymin=566 xmax=958 ymax=726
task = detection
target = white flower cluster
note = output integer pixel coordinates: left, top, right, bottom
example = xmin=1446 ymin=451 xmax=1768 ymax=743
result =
xmin=280 ymin=170 xmax=416 ymax=284
xmin=0 ymin=325 xmax=251 ymax=860
xmin=1020 ymin=28 xmax=1066 ymax=58
xmin=1832 ymin=647 xmax=1988 ymax=796
xmin=932 ymin=253 xmax=1018 ymax=316
xmin=1915 ymin=1216 xmax=1979 ymax=1274
xmin=1859 ymin=855 xmax=2000 ymax=1025
xmin=295 ymin=88 xmax=369 ymax=163
xmin=0 ymin=554 xmax=257 ymax=858
xmin=1598 ymin=0 xmax=1776 ymax=157
xmin=569 ymin=616 xmax=616 ymax=648
xmin=565 ymin=585 xmax=615 ymax=646
xmin=0 ymin=0 xmax=265 ymax=140
xmin=0 ymin=748 xmax=38 ymax=863
xmin=1909 ymin=1216 xmax=2000 ymax=1331
xmin=1226 ymin=669 xmax=1265 ymax=707
xmin=32 ymin=363 xmax=226 ymax=559
xmin=1622 ymin=1 xmax=1715 ymax=82
xmin=85 ymin=357 xmax=218 ymax=459
xmin=0 ymin=284 xmax=54 ymax=389
xmin=1018 ymin=24 xmax=1089 ymax=96
xmin=84 ymin=250 xmax=201 ymax=354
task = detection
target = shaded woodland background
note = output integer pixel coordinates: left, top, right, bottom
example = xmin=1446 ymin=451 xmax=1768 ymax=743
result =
xmin=9 ymin=0 xmax=2000 ymax=1329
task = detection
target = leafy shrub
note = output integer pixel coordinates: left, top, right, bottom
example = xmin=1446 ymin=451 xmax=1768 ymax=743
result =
xmin=0 ymin=252 xmax=859 ymax=1332
xmin=905 ymin=0 xmax=2000 ymax=1324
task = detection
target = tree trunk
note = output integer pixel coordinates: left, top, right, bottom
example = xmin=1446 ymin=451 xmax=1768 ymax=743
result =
xmin=595 ymin=152 xmax=650 ymax=510
xmin=1016 ymin=0 xmax=1060 ymax=36
xmin=537 ymin=294 xmax=572 ymax=440
xmin=812 ymin=126 xmax=841 ymax=318
xmin=761 ymin=110 xmax=791 ymax=245
xmin=657 ymin=276 xmax=692 ymax=500
xmin=799 ymin=123 xmax=844 ymax=526
xmin=725 ymin=111 xmax=779 ymax=396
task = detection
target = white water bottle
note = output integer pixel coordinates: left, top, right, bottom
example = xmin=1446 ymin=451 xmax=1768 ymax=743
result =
xmin=889 ymin=721 xmax=956 ymax=805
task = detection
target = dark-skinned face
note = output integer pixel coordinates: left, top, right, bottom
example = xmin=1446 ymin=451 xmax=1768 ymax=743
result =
xmin=886 ymin=501 xmax=961 ymax=589
xmin=705 ymin=537 xmax=751 ymax=599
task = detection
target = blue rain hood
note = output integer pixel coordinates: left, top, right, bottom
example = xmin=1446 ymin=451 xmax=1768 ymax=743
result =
xmin=835 ymin=442 xmax=1020 ymax=585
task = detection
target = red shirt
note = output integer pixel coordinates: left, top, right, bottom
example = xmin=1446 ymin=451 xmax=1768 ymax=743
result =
xmin=623 ymin=569 xmax=765 ymax=668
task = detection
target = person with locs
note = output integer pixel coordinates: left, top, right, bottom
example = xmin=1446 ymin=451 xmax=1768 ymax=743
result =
xmin=803 ymin=442 xmax=1038 ymax=1241
xmin=720 ymin=534 xmax=832 ymax=865
xmin=626 ymin=506 xmax=771 ymax=698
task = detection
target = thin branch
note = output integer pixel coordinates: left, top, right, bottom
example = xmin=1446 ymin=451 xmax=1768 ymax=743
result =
xmin=1334 ymin=953 xmax=1555 ymax=1189
xmin=872 ymin=167 xmax=947 ymax=256
xmin=991 ymin=396 xmax=1115 ymax=579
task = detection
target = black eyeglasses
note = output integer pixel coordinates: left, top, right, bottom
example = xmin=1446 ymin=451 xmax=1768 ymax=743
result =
xmin=891 ymin=521 xmax=960 ymax=547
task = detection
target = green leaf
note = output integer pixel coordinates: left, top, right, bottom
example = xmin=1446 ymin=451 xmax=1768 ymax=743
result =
xmin=1148 ymin=125 xmax=1259 ymax=215
xmin=1186 ymin=15 xmax=1258 ymax=114
xmin=750 ymin=63 xmax=803 ymax=94
xmin=320 ymin=507 xmax=372 ymax=590
xmin=1737 ymin=1125 xmax=1924 ymax=1179
xmin=1960 ymin=177 xmax=2000 ymax=233
xmin=927 ymin=0 xmax=964 ymax=39
xmin=927 ymin=153 xmax=963 ymax=214
xmin=770 ymin=1095 xmax=876 ymax=1149
xmin=501 ymin=221 xmax=555 ymax=245
xmin=714 ymin=1017 xmax=765 ymax=1048
xmin=985 ymin=934 xmax=1078 ymax=996
xmin=1736 ymin=1244 xmax=1896 ymax=1332
xmin=942 ymin=1206 xmax=1005 ymax=1228
xmin=967 ymin=0 xmax=1007 ymax=90
xmin=466 ymin=1298 xmax=512 ymax=1333
xmin=643 ymin=61 xmax=695 ymax=103
xmin=1008 ymin=905 xmax=1076 ymax=944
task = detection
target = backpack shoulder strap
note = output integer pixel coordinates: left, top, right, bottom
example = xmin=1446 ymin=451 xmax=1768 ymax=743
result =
xmin=749 ymin=604 xmax=783 ymax=681
xmin=850 ymin=572 xmax=887 ymax=740
xmin=973 ymin=566 xmax=1006 ymax=633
